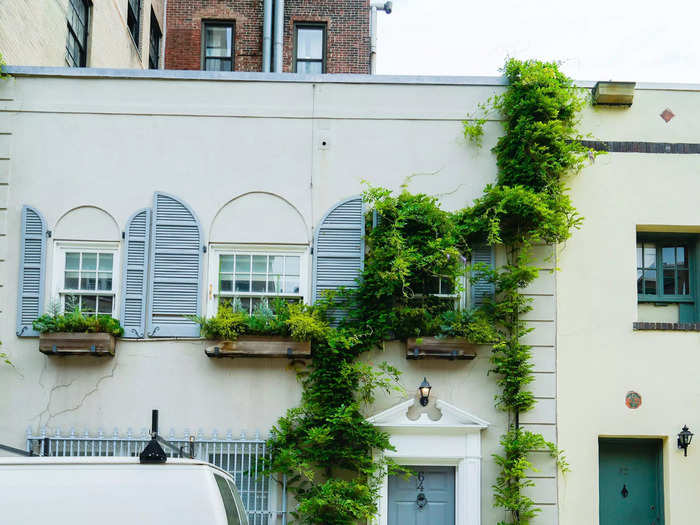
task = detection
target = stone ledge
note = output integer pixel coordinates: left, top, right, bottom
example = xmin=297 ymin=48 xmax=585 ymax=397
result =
xmin=633 ymin=322 xmax=700 ymax=331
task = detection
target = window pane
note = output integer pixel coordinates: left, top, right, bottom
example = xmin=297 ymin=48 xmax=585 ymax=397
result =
xmin=677 ymin=246 xmax=687 ymax=266
xmin=678 ymin=269 xmax=690 ymax=295
xmin=296 ymin=60 xmax=322 ymax=74
xmin=98 ymin=296 xmax=113 ymax=314
xmin=643 ymin=244 xmax=656 ymax=269
xmin=268 ymin=274 xmax=282 ymax=293
xmin=285 ymin=277 xmax=300 ymax=294
xmin=252 ymin=274 xmax=266 ymax=292
xmin=636 ymin=243 xmax=642 ymax=268
xmin=252 ymin=256 xmax=267 ymax=274
xmin=637 ymin=269 xmax=643 ymax=294
xmin=82 ymin=253 xmax=97 ymax=270
xmin=663 ymin=269 xmax=675 ymax=295
xmin=250 ymin=298 xmax=262 ymax=312
xmin=235 ymin=255 xmax=250 ymax=273
xmin=65 ymin=271 xmax=79 ymax=289
xmin=662 ymin=246 xmax=675 ymax=268
xmin=81 ymin=272 xmax=96 ymax=290
xmin=97 ymin=272 xmax=112 ymax=291
xmin=220 ymin=255 xmax=234 ymax=273
xmin=286 ymin=256 xmax=300 ymax=276
xmin=99 ymin=253 xmax=113 ymax=271
xmin=220 ymin=277 xmax=233 ymax=292
xmin=644 ymin=270 xmax=656 ymax=295
xmin=297 ymin=28 xmax=323 ymax=59
xmin=206 ymin=26 xmax=232 ymax=57
xmin=205 ymin=58 xmax=232 ymax=72
xmin=66 ymin=253 xmax=80 ymax=270
xmin=234 ymin=278 xmax=250 ymax=293
xmin=268 ymin=256 xmax=284 ymax=274
xmin=81 ymin=295 xmax=97 ymax=313
xmin=425 ymin=277 xmax=439 ymax=295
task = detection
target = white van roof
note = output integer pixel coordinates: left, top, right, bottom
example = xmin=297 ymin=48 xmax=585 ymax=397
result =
xmin=0 ymin=456 xmax=245 ymax=525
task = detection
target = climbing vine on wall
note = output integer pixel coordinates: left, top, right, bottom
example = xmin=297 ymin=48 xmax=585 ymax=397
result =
xmin=265 ymin=58 xmax=591 ymax=524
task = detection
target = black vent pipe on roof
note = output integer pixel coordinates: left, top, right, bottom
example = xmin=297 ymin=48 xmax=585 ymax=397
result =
xmin=139 ymin=409 xmax=167 ymax=464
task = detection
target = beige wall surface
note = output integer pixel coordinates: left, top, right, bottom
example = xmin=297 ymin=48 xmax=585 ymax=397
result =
xmin=0 ymin=0 xmax=164 ymax=69
xmin=9 ymin=71 xmax=700 ymax=523
xmin=558 ymin=89 xmax=700 ymax=525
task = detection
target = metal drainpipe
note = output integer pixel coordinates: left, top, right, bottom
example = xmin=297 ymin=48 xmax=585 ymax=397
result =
xmin=369 ymin=2 xmax=392 ymax=74
xmin=263 ymin=0 xmax=273 ymax=72
xmin=370 ymin=5 xmax=377 ymax=74
xmin=273 ymin=0 xmax=285 ymax=72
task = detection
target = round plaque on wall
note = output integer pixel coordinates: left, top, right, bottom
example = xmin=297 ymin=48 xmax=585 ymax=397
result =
xmin=625 ymin=391 xmax=642 ymax=409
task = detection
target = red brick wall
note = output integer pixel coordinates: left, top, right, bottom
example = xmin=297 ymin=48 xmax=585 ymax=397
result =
xmin=164 ymin=0 xmax=370 ymax=73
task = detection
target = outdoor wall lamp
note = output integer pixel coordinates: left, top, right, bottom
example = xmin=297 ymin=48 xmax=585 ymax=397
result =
xmin=418 ymin=377 xmax=432 ymax=406
xmin=678 ymin=425 xmax=694 ymax=457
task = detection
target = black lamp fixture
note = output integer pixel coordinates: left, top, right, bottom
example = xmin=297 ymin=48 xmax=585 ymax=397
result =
xmin=678 ymin=425 xmax=694 ymax=457
xmin=418 ymin=377 xmax=432 ymax=406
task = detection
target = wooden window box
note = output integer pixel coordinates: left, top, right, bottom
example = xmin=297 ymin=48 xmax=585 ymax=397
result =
xmin=204 ymin=336 xmax=311 ymax=359
xmin=39 ymin=333 xmax=116 ymax=356
xmin=406 ymin=337 xmax=476 ymax=360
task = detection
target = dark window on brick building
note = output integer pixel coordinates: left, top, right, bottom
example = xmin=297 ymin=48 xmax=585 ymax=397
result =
xmin=202 ymin=22 xmax=235 ymax=71
xmin=149 ymin=10 xmax=161 ymax=69
xmin=127 ymin=0 xmax=141 ymax=47
xmin=66 ymin=0 xmax=89 ymax=67
xmin=294 ymin=24 xmax=326 ymax=73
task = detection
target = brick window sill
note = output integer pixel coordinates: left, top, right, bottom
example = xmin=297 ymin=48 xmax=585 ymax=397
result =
xmin=633 ymin=322 xmax=700 ymax=332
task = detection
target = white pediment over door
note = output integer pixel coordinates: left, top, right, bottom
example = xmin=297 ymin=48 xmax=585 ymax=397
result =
xmin=367 ymin=398 xmax=490 ymax=432
xmin=368 ymin=398 xmax=489 ymax=525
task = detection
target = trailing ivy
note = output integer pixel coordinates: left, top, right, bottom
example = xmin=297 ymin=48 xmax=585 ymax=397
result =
xmin=462 ymin=58 xmax=588 ymax=524
xmin=265 ymin=58 xmax=589 ymax=524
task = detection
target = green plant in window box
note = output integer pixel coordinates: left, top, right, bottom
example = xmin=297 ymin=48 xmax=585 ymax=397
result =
xmin=32 ymin=304 xmax=124 ymax=337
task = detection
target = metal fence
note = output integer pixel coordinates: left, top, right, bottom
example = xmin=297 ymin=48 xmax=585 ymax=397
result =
xmin=26 ymin=428 xmax=287 ymax=525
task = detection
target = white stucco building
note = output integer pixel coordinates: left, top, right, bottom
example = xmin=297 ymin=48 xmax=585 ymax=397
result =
xmin=0 ymin=66 xmax=697 ymax=525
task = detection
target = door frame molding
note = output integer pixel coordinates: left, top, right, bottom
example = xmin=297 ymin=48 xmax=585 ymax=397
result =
xmin=368 ymin=398 xmax=489 ymax=525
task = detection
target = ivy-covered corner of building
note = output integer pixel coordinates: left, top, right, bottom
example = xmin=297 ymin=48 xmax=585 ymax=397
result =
xmin=265 ymin=58 xmax=593 ymax=525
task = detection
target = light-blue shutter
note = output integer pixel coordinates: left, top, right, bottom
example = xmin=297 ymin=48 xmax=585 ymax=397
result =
xmin=312 ymin=196 xmax=364 ymax=322
xmin=470 ymin=246 xmax=495 ymax=307
xmin=146 ymin=192 xmax=202 ymax=338
xmin=120 ymin=208 xmax=151 ymax=338
xmin=17 ymin=206 xmax=47 ymax=337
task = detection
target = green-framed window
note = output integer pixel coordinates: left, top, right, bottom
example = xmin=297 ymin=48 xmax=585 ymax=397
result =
xmin=637 ymin=236 xmax=694 ymax=303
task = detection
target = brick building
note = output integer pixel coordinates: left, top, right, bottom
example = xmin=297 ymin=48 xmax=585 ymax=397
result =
xmin=0 ymin=0 xmax=165 ymax=69
xmin=164 ymin=0 xmax=372 ymax=73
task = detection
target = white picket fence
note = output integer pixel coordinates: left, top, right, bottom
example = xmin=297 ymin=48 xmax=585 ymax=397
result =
xmin=26 ymin=428 xmax=287 ymax=525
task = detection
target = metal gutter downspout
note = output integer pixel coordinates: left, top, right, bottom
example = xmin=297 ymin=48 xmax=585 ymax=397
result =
xmin=273 ymin=0 xmax=285 ymax=72
xmin=263 ymin=0 xmax=273 ymax=72
xmin=369 ymin=2 xmax=392 ymax=75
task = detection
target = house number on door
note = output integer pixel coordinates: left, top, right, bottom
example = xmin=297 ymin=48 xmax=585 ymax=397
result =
xmin=416 ymin=471 xmax=427 ymax=510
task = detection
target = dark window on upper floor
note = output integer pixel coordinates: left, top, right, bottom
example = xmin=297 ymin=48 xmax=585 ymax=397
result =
xmin=66 ymin=0 xmax=89 ymax=67
xmin=294 ymin=23 xmax=326 ymax=74
xmin=127 ymin=0 xmax=141 ymax=47
xmin=637 ymin=233 xmax=697 ymax=322
xmin=149 ymin=9 xmax=161 ymax=69
xmin=202 ymin=22 xmax=235 ymax=71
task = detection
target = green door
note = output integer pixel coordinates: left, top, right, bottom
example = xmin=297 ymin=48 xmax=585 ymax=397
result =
xmin=599 ymin=439 xmax=664 ymax=525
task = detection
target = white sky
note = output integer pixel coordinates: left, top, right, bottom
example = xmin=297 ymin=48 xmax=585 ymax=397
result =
xmin=376 ymin=0 xmax=700 ymax=83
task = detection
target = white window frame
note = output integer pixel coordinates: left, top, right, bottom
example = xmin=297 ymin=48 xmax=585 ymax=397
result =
xmin=412 ymin=272 xmax=468 ymax=310
xmin=51 ymin=241 xmax=120 ymax=316
xmin=207 ymin=244 xmax=309 ymax=316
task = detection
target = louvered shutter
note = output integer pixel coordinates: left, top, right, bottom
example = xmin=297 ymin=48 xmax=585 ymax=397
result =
xmin=146 ymin=193 xmax=202 ymax=337
xmin=17 ymin=206 xmax=47 ymax=337
xmin=120 ymin=209 xmax=151 ymax=338
xmin=312 ymin=196 xmax=364 ymax=322
xmin=470 ymin=246 xmax=495 ymax=307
